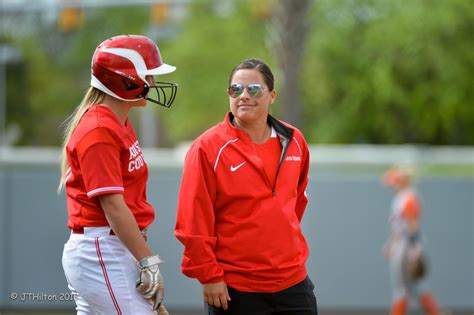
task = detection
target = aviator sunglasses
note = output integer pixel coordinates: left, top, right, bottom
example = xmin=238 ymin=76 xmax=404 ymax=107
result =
xmin=228 ymin=84 xmax=266 ymax=98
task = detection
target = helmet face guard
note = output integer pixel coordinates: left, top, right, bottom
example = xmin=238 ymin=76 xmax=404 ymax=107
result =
xmin=142 ymin=81 xmax=178 ymax=108
xmin=91 ymin=35 xmax=178 ymax=108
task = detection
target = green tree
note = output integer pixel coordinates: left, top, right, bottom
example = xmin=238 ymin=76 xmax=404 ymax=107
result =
xmin=302 ymin=0 xmax=474 ymax=144
xmin=160 ymin=0 xmax=271 ymax=144
xmin=4 ymin=0 xmax=473 ymax=146
xmin=13 ymin=6 xmax=149 ymax=145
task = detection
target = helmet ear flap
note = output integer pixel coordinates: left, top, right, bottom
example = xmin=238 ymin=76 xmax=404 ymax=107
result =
xmin=123 ymin=78 xmax=141 ymax=91
xmin=137 ymin=84 xmax=150 ymax=98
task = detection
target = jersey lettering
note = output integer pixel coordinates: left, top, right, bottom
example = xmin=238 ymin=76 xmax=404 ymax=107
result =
xmin=128 ymin=141 xmax=146 ymax=172
xmin=285 ymin=156 xmax=301 ymax=161
xmin=129 ymin=140 xmax=141 ymax=159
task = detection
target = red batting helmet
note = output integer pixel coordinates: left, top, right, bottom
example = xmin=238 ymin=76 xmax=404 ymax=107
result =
xmin=91 ymin=34 xmax=177 ymax=107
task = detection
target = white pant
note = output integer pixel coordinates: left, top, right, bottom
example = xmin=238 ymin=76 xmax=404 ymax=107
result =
xmin=389 ymin=239 xmax=429 ymax=302
xmin=62 ymin=227 xmax=155 ymax=315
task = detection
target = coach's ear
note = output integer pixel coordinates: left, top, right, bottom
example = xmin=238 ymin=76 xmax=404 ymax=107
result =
xmin=269 ymin=88 xmax=277 ymax=105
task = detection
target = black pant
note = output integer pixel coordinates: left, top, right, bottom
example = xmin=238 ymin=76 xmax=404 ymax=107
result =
xmin=205 ymin=276 xmax=318 ymax=315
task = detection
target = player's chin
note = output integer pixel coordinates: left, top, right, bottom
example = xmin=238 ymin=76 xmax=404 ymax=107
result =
xmin=235 ymin=105 xmax=257 ymax=115
xmin=237 ymin=107 xmax=266 ymax=121
xmin=134 ymin=99 xmax=148 ymax=107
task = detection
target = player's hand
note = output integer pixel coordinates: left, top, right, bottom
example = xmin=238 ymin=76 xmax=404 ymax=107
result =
xmin=203 ymin=281 xmax=231 ymax=310
xmin=153 ymin=303 xmax=170 ymax=315
xmin=136 ymin=255 xmax=164 ymax=303
xmin=155 ymin=303 xmax=170 ymax=315
xmin=150 ymin=274 xmax=164 ymax=310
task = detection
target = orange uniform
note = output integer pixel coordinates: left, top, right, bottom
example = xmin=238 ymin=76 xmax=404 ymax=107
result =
xmin=388 ymin=188 xmax=442 ymax=315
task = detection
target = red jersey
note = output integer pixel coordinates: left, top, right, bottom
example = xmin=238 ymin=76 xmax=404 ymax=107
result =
xmin=255 ymin=128 xmax=281 ymax=186
xmin=65 ymin=105 xmax=154 ymax=230
xmin=175 ymin=112 xmax=310 ymax=292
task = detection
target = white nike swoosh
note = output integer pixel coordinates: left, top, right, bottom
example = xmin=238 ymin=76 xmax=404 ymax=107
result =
xmin=230 ymin=162 xmax=246 ymax=172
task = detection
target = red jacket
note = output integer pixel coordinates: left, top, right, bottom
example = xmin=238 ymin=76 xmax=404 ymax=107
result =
xmin=175 ymin=112 xmax=310 ymax=292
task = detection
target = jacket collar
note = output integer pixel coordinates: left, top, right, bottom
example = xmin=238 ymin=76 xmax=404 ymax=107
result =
xmin=224 ymin=112 xmax=294 ymax=142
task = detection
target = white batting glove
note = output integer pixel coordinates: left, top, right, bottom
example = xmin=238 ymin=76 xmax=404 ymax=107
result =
xmin=136 ymin=255 xmax=164 ymax=305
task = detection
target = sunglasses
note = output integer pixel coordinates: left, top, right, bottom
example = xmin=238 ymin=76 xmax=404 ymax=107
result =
xmin=228 ymin=84 xmax=265 ymax=98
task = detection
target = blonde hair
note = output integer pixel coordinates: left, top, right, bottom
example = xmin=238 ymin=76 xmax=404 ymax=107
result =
xmin=58 ymin=87 xmax=105 ymax=192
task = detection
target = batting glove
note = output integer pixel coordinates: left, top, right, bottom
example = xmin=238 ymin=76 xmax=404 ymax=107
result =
xmin=156 ymin=304 xmax=170 ymax=315
xmin=136 ymin=255 xmax=164 ymax=305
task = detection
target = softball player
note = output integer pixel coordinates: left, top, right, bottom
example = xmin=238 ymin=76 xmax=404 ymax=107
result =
xmin=58 ymin=35 xmax=177 ymax=315
xmin=175 ymin=58 xmax=317 ymax=314
xmin=382 ymin=165 xmax=446 ymax=315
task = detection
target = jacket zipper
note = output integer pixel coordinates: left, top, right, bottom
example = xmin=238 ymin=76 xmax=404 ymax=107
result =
xmin=272 ymin=135 xmax=291 ymax=196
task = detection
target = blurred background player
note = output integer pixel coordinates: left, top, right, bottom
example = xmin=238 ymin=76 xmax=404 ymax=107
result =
xmin=175 ymin=58 xmax=317 ymax=314
xmin=382 ymin=164 xmax=447 ymax=315
xmin=58 ymin=34 xmax=177 ymax=314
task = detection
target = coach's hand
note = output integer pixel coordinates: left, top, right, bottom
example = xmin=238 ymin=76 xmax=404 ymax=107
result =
xmin=203 ymin=281 xmax=231 ymax=310
xmin=136 ymin=255 xmax=164 ymax=306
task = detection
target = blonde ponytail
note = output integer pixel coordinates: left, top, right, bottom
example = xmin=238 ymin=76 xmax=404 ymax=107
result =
xmin=58 ymin=87 xmax=105 ymax=192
